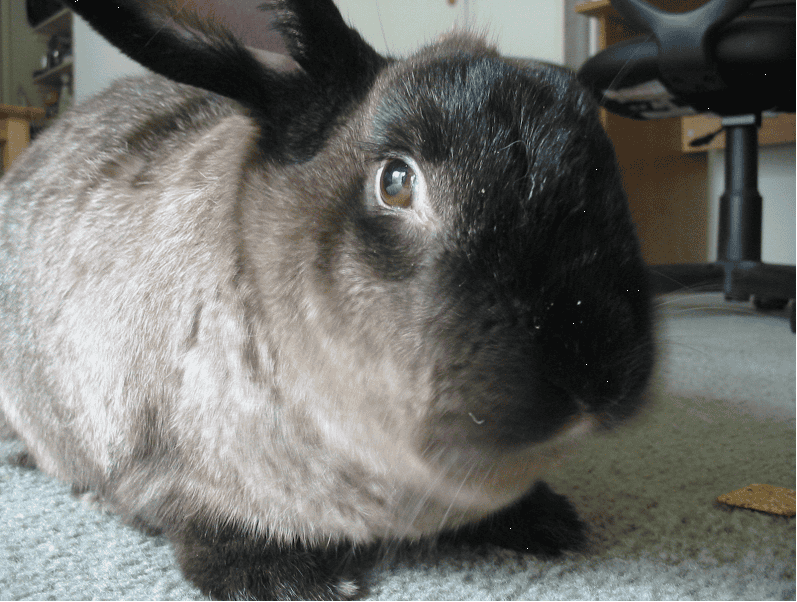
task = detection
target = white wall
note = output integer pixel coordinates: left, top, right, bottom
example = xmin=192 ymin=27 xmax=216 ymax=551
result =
xmin=73 ymin=14 xmax=149 ymax=103
xmin=466 ymin=1 xmax=563 ymax=63
xmin=707 ymin=143 xmax=796 ymax=265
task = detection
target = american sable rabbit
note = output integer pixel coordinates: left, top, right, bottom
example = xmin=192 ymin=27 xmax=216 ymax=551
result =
xmin=0 ymin=0 xmax=655 ymax=598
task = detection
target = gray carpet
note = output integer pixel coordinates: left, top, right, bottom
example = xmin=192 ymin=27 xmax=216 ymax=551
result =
xmin=1 ymin=292 xmax=794 ymax=600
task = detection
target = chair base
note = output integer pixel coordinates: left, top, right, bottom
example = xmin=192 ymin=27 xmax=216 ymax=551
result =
xmin=649 ymin=261 xmax=796 ymax=330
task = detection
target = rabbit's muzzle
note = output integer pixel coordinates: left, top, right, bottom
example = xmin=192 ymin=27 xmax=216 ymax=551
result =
xmin=423 ymin=268 xmax=654 ymax=453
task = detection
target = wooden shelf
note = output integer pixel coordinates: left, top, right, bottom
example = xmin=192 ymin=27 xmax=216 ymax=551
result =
xmin=575 ymin=0 xmax=614 ymax=19
xmin=29 ymin=8 xmax=73 ymax=119
xmin=33 ymin=57 xmax=73 ymax=88
xmin=683 ymin=113 xmax=796 ymax=153
xmin=0 ymin=104 xmax=46 ymax=121
xmin=33 ymin=8 xmax=72 ymax=37
xmin=575 ymin=0 xmax=708 ymax=18
xmin=0 ymin=104 xmax=46 ymax=171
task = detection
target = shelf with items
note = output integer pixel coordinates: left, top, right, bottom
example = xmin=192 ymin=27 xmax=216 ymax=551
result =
xmin=30 ymin=7 xmax=73 ymax=121
xmin=32 ymin=56 xmax=73 ymax=88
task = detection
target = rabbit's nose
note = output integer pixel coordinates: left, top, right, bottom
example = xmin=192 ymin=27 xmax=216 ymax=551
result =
xmin=534 ymin=292 xmax=653 ymax=419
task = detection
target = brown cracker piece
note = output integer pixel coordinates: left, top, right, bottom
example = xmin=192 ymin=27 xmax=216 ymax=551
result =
xmin=717 ymin=484 xmax=796 ymax=517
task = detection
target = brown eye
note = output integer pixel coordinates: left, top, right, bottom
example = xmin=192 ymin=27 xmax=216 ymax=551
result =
xmin=379 ymin=159 xmax=416 ymax=208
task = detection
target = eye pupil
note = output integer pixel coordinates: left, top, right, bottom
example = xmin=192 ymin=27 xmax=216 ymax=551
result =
xmin=379 ymin=159 xmax=415 ymax=208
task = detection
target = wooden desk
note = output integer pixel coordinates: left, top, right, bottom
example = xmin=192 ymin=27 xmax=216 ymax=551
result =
xmin=575 ymin=0 xmax=796 ymax=265
xmin=0 ymin=105 xmax=46 ymax=173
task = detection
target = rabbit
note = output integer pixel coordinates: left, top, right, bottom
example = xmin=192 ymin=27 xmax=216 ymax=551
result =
xmin=0 ymin=0 xmax=655 ymax=599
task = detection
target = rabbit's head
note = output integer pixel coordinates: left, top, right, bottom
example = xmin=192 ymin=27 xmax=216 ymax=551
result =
xmin=63 ymin=0 xmax=654 ymax=527
xmin=232 ymin=37 xmax=655 ymax=518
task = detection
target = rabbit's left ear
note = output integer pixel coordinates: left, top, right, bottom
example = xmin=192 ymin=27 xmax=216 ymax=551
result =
xmin=63 ymin=0 xmax=387 ymax=157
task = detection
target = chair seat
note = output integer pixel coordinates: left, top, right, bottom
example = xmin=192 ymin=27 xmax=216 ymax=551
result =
xmin=579 ymin=0 xmax=795 ymax=119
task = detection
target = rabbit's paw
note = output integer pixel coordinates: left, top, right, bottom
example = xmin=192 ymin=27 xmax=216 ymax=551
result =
xmin=446 ymin=480 xmax=586 ymax=556
xmin=7 ymin=450 xmax=36 ymax=469
xmin=171 ymin=521 xmax=360 ymax=600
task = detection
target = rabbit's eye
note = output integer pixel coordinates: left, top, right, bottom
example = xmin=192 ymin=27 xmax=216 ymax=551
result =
xmin=378 ymin=159 xmax=416 ymax=208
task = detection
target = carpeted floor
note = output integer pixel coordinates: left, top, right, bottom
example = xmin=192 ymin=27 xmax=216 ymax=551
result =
xmin=0 ymin=292 xmax=794 ymax=600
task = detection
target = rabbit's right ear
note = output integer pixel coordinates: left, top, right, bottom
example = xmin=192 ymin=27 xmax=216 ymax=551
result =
xmin=63 ymin=0 xmax=387 ymax=158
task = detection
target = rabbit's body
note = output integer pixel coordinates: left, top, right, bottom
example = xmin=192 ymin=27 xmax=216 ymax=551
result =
xmin=0 ymin=1 xmax=655 ymax=599
xmin=0 ymin=65 xmax=585 ymax=540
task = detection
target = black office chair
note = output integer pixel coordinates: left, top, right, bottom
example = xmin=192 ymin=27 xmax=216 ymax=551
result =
xmin=578 ymin=0 xmax=795 ymax=327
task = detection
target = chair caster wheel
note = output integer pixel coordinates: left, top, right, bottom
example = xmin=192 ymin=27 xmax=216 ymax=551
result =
xmin=751 ymin=296 xmax=788 ymax=311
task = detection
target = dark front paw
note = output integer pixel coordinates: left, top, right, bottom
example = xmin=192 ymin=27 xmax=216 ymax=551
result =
xmin=445 ymin=481 xmax=585 ymax=556
xmin=7 ymin=450 xmax=37 ymax=469
xmin=170 ymin=521 xmax=361 ymax=600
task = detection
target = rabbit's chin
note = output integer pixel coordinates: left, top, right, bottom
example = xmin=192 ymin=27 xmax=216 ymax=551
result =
xmin=387 ymin=412 xmax=597 ymax=538
xmin=289 ymin=410 xmax=596 ymax=543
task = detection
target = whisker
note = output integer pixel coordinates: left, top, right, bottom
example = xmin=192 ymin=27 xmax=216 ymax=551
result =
xmin=436 ymin=461 xmax=478 ymax=533
xmin=602 ymin=33 xmax=656 ymax=99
